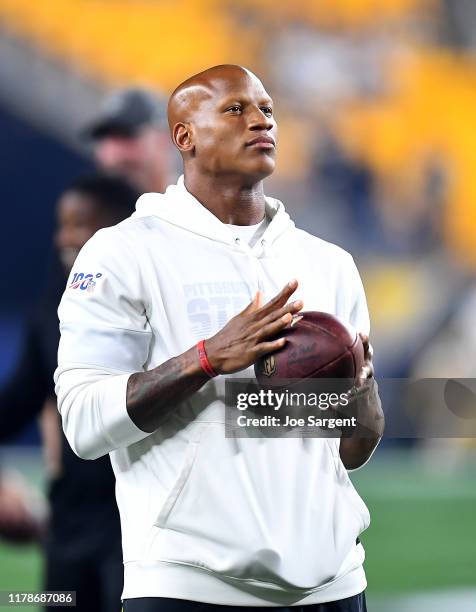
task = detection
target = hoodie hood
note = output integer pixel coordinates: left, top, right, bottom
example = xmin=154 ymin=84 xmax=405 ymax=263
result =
xmin=133 ymin=175 xmax=294 ymax=250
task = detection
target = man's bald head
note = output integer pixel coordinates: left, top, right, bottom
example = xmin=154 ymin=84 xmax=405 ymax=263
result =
xmin=167 ymin=65 xmax=264 ymax=134
xmin=167 ymin=64 xmax=277 ymax=182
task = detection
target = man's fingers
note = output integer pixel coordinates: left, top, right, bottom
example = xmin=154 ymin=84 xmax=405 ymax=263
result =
xmin=362 ymin=362 xmax=374 ymax=378
xmin=259 ymin=280 xmax=299 ymax=315
xmin=359 ymin=334 xmax=368 ymax=351
xmin=257 ymin=312 xmax=293 ymax=340
xmin=355 ymin=364 xmax=374 ymax=389
xmin=359 ymin=333 xmax=373 ymax=358
xmin=255 ymin=337 xmax=287 ymax=358
xmin=242 ymin=291 xmax=263 ymax=314
xmin=257 ymin=299 xmax=304 ymax=327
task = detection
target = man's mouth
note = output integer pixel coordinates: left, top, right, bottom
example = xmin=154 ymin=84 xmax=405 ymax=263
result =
xmin=245 ymin=135 xmax=276 ymax=149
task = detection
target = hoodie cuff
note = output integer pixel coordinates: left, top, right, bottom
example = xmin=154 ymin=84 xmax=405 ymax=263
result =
xmin=99 ymin=373 xmax=151 ymax=449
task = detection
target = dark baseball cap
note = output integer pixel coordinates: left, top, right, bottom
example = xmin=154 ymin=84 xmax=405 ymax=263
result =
xmin=82 ymin=88 xmax=166 ymax=140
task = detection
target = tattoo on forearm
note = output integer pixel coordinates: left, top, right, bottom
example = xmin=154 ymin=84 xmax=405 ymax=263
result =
xmin=126 ymin=349 xmax=209 ymax=432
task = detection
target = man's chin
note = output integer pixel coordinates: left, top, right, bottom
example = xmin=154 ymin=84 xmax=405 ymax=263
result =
xmin=249 ymin=161 xmax=276 ymax=181
xmin=236 ymin=157 xmax=276 ymax=182
xmin=204 ymin=160 xmax=276 ymax=183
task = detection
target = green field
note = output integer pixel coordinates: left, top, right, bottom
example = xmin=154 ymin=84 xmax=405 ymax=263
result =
xmin=0 ymin=447 xmax=475 ymax=611
xmin=0 ymin=543 xmax=42 ymax=606
xmin=352 ymin=448 xmax=476 ymax=594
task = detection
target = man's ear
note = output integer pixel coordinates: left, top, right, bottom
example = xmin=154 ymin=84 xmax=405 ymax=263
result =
xmin=173 ymin=123 xmax=194 ymax=154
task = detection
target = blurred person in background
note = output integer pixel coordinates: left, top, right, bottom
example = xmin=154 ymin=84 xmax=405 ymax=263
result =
xmin=82 ymin=88 xmax=176 ymax=194
xmin=309 ymin=126 xmax=376 ymax=253
xmin=0 ymin=469 xmax=46 ymax=544
xmin=0 ymin=175 xmax=139 ymax=612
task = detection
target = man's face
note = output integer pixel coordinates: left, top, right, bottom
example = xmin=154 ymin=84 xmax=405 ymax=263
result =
xmin=55 ymin=191 xmax=106 ymax=271
xmin=190 ymin=72 xmax=277 ymax=181
xmin=93 ymin=127 xmax=160 ymax=191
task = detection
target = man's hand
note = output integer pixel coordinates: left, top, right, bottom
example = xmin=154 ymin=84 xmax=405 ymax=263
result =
xmin=339 ymin=333 xmax=385 ymax=470
xmin=205 ymin=280 xmax=303 ymax=374
xmin=355 ymin=333 xmax=374 ymax=388
xmin=127 ymin=280 xmax=303 ymax=433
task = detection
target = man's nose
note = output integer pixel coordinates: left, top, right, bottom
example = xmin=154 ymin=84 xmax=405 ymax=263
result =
xmin=248 ymin=107 xmax=274 ymax=131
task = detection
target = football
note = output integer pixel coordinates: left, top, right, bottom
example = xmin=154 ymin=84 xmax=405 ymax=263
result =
xmin=254 ymin=311 xmax=364 ymax=389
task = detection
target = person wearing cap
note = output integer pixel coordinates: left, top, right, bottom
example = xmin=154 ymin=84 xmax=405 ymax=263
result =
xmin=82 ymin=88 xmax=175 ymax=194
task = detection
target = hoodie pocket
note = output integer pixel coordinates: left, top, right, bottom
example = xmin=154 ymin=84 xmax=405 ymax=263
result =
xmin=150 ymin=427 xmax=368 ymax=592
xmin=154 ymin=423 xmax=209 ymax=529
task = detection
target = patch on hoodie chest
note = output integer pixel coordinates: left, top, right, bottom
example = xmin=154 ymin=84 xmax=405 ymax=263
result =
xmin=184 ymin=281 xmax=253 ymax=339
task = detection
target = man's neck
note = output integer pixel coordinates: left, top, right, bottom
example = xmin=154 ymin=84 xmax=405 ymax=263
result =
xmin=184 ymin=170 xmax=266 ymax=226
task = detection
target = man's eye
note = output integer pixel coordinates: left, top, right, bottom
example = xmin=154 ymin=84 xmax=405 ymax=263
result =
xmin=261 ymin=107 xmax=273 ymax=116
xmin=227 ymin=106 xmax=242 ymax=113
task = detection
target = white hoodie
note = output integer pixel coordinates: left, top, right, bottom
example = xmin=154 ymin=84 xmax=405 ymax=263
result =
xmin=55 ymin=176 xmax=371 ymax=606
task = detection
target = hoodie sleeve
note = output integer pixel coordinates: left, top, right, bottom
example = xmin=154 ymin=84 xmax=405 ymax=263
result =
xmin=54 ymin=228 xmax=153 ymax=460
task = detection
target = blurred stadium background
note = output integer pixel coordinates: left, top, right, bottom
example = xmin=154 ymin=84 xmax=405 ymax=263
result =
xmin=0 ymin=0 xmax=475 ymax=610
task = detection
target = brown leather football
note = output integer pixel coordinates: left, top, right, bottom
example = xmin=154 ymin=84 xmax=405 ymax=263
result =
xmin=254 ymin=311 xmax=364 ymax=388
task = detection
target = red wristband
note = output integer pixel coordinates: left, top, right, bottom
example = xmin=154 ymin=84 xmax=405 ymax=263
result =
xmin=197 ymin=340 xmax=218 ymax=378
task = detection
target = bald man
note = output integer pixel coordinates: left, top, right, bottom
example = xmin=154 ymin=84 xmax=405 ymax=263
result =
xmin=55 ymin=65 xmax=383 ymax=611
